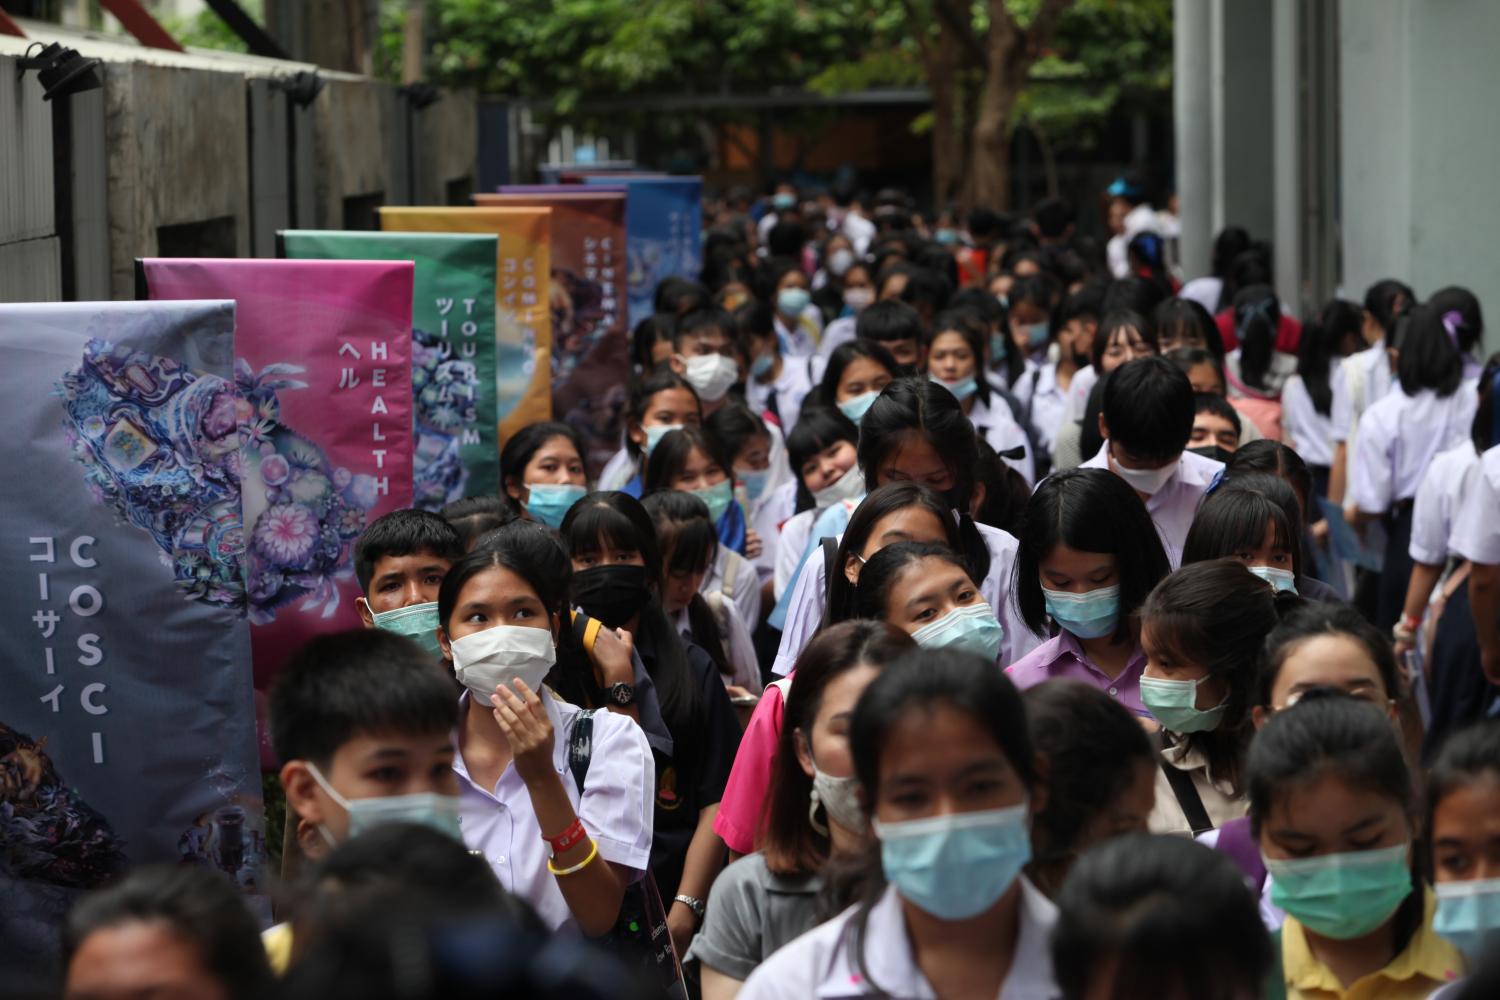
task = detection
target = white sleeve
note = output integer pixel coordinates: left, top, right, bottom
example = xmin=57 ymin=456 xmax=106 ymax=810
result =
xmin=730 ymin=551 xmax=761 ymax=625
xmin=580 ymin=713 xmax=656 ymax=872
xmin=771 ymin=552 xmax=829 ymax=677
xmin=1451 ymin=454 xmax=1500 ymax=565
xmin=1348 ymin=402 xmax=1394 ymax=515
xmin=773 ymin=511 xmax=812 ymax=601
xmin=1408 ymin=458 xmax=1453 ymax=565
xmin=719 ymin=599 xmax=763 ymax=695
xmin=1329 ymin=364 xmax=1354 ymax=444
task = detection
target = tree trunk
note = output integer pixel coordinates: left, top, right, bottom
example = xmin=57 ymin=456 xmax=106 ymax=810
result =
xmin=928 ymin=23 xmax=964 ymax=208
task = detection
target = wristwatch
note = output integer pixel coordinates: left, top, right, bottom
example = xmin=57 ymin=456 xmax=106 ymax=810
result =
xmin=608 ymin=681 xmax=636 ymax=707
xmin=674 ymin=894 xmax=706 ymax=920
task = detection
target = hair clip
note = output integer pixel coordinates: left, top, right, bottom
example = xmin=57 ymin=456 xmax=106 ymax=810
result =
xmin=1442 ymin=310 xmax=1465 ymax=347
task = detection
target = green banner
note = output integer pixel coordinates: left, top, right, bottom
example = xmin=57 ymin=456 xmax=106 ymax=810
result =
xmin=279 ymin=230 xmax=500 ymax=508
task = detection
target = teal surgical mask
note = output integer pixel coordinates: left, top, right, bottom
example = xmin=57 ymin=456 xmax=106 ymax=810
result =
xmin=643 ymin=423 xmax=684 ymax=456
xmin=873 ymin=802 xmax=1031 ymax=921
xmin=932 ymin=374 xmax=977 ymax=401
xmin=737 ymin=466 xmax=772 ymax=503
xmin=1139 ymin=674 xmax=1228 ymax=733
xmin=525 ymin=482 xmax=586 ymax=530
xmin=369 ymin=601 xmax=443 ymax=658
xmin=750 ymin=351 xmax=775 ymax=379
xmin=306 ymin=763 xmax=462 ymax=845
xmin=777 ymin=288 xmax=811 ymax=318
xmin=1248 ymin=565 xmax=1298 ymax=594
xmin=694 ymin=479 xmax=734 ymax=523
xmin=911 ymin=602 xmax=1005 ymax=663
xmin=1042 ymin=584 xmax=1120 ymax=640
xmin=1024 ymin=322 xmax=1050 ymax=349
xmin=1435 ymin=877 xmax=1500 ymax=962
xmin=772 ymin=192 xmax=796 ymax=211
xmin=838 ymin=390 xmax=879 ymax=424
xmin=1266 ymin=843 xmax=1413 ymax=940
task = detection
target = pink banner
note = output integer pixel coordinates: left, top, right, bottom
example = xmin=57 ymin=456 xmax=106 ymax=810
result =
xmin=138 ymin=258 xmax=415 ymax=688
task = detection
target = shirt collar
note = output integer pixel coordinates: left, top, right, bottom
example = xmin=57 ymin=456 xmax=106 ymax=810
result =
xmin=1052 ymin=630 xmax=1146 ymax=681
xmin=1283 ymin=887 xmax=1464 ymax=993
xmin=451 ymin=688 xmax=571 ymax=796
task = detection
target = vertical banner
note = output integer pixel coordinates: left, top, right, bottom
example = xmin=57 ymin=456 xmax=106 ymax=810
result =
xmin=380 ymin=207 xmax=553 ymax=444
xmin=0 ymin=301 xmax=263 ymax=987
xmin=139 ymin=259 xmax=415 ymax=688
xmin=581 ymin=175 xmax=703 ymax=327
xmin=279 ymin=231 xmax=500 ymax=509
xmin=474 ymin=192 xmax=628 ymax=478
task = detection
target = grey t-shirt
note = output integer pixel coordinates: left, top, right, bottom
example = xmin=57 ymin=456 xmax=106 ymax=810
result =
xmin=686 ymin=852 xmax=823 ymax=981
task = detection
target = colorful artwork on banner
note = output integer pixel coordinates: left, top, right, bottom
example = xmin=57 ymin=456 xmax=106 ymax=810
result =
xmin=474 ymin=191 xmax=629 ymax=478
xmin=0 ymin=300 xmax=263 ymax=989
xmin=138 ymin=258 xmax=415 ymax=688
xmin=379 ymin=207 xmax=553 ymax=443
xmin=580 ymin=175 xmax=703 ymax=327
xmin=279 ymin=230 xmax=500 ymax=509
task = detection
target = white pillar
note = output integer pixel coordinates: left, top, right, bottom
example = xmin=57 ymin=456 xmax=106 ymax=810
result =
xmin=1271 ymin=0 xmax=1302 ymax=313
xmin=1173 ymin=0 xmax=1214 ymax=280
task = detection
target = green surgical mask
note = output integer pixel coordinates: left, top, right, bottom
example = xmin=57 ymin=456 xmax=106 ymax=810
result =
xmin=1138 ymin=674 xmax=1228 ymax=733
xmin=1265 ymin=842 xmax=1413 ymax=940
xmin=370 ymin=601 xmax=443 ymax=657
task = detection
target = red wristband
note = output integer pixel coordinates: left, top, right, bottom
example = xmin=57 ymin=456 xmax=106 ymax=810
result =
xmin=544 ymin=817 xmax=588 ymax=855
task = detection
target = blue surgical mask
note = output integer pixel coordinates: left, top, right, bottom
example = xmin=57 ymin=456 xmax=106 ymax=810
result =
xmin=1042 ymin=584 xmax=1120 ymax=640
xmin=911 ymin=602 xmax=1005 ymax=663
xmin=1248 ymin=565 xmax=1298 ymax=594
xmin=989 ymin=332 xmax=1008 ymax=367
xmin=1024 ymin=321 xmax=1049 ymax=349
xmin=750 ymin=351 xmax=775 ymax=379
xmin=838 ymin=390 xmax=879 ymax=424
xmin=932 ymin=374 xmax=977 ymax=401
xmin=934 ymin=228 xmax=961 ymax=246
xmin=737 ymin=466 xmax=772 ymax=503
xmin=1139 ymin=674 xmax=1228 ymax=733
xmin=306 ymin=763 xmax=462 ymax=845
xmin=1435 ymin=877 xmax=1500 ymax=962
xmin=873 ymin=803 xmax=1031 ymax=920
xmin=1265 ymin=843 xmax=1413 ymax=941
xmin=643 ymin=423 xmax=684 ymax=456
xmin=772 ymin=192 xmax=796 ymax=211
xmin=369 ymin=601 xmax=443 ymax=657
xmin=694 ymin=479 xmax=734 ymax=524
xmin=525 ymin=482 xmax=586 ymax=530
xmin=777 ymin=287 xmax=811 ymax=318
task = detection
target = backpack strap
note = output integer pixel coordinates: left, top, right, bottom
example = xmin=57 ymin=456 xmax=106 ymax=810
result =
xmin=1159 ymin=732 xmax=1215 ymax=836
xmin=720 ymin=550 xmax=741 ymax=604
xmin=567 ymin=709 xmax=597 ymax=795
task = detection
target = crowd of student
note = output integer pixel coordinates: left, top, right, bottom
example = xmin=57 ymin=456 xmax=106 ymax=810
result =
xmin=53 ymin=183 xmax=1500 ymax=1000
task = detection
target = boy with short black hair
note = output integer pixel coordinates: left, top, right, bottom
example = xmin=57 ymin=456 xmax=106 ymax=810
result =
xmin=856 ymin=298 xmax=927 ymax=371
xmin=1084 ymin=355 xmax=1222 ymax=567
xmin=669 ymin=308 xmax=741 ymax=412
xmin=353 ymin=508 xmax=464 ymax=654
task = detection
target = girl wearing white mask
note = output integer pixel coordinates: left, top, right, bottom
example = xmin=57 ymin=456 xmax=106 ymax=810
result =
xmin=439 ymin=526 xmax=654 ymax=936
xmin=738 ymin=650 xmax=1060 ymax=1000
xmin=817 ymin=261 xmax=878 ymax=363
xmin=596 ymin=370 xmax=703 ymax=495
xmin=1006 ymin=469 xmax=1171 ymax=719
xmin=690 ymin=621 xmax=915 ymax=998
xmin=737 ymin=301 xmax=814 ymax=436
xmin=772 ymin=407 xmax=863 ymax=602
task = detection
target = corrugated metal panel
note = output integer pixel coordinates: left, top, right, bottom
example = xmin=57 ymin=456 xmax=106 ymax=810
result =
xmin=0 ymin=238 xmax=63 ymax=303
xmin=68 ymin=88 xmax=111 ymax=301
xmin=247 ymin=77 xmax=290 ymax=257
xmin=0 ymin=55 xmax=56 ymax=245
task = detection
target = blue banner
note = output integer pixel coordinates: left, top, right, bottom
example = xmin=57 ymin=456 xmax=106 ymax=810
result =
xmin=581 ymin=176 xmax=703 ymax=326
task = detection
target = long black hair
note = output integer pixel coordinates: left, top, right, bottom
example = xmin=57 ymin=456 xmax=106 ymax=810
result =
xmin=1141 ymin=560 xmax=1298 ymax=793
xmin=852 ymin=540 xmax=974 ymax=625
xmin=1256 ymin=601 xmax=1402 ymax=710
xmin=500 ymin=421 xmax=586 ymax=499
xmin=1013 ymin=468 xmax=1169 ymax=642
xmin=1426 ymin=719 xmax=1500 ymax=880
xmin=855 ymin=375 xmax=992 ymax=583
xmin=1364 ymin=278 xmax=1415 ymax=345
xmin=1297 ymin=299 xmax=1362 ymax=416
xmin=1232 ymin=285 xmax=1280 ymax=392
xmin=1396 ymin=300 xmax=1469 ymax=397
xmin=642 ymin=425 xmax=728 ymax=495
xmin=703 ymin=400 xmax=769 ymax=473
xmin=1472 ymin=353 xmax=1500 ymax=453
xmin=1153 ymin=297 xmax=1225 ymax=361
xmin=926 ymin=308 xmax=994 ymax=406
xmin=558 ymin=491 xmax=699 ymax=732
xmin=640 ymin=489 xmax=731 ymax=678
xmin=1182 ymin=476 xmax=1303 ymax=578
xmin=824 ymin=483 xmax=965 ymax=627
xmin=812 ymin=339 xmax=899 ymax=411
xmin=786 ymin=406 xmax=860 ymax=514
xmin=1090 ymin=310 xmax=1157 ymax=372
xmin=623 ymin=369 xmax=701 ymax=460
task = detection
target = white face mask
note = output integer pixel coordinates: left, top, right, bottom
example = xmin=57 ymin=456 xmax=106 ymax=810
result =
xmin=843 ymin=287 xmax=875 ymax=313
xmin=812 ymin=464 xmax=865 ymax=510
xmin=828 ymin=248 xmax=856 ymax=277
xmin=1109 ymin=448 xmax=1178 ymax=496
xmin=449 ymin=625 xmax=556 ymax=703
xmin=812 ymin=766 xmax=865 ymax=833
xmin=679 ymin=353 xmax=739 ymax=402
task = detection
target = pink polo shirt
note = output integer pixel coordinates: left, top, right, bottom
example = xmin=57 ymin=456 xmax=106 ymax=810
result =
xmin=1005 ymin=630 xmax=1150 ymax=718
xmin=712 ymin=681 xmax=787 ymax=855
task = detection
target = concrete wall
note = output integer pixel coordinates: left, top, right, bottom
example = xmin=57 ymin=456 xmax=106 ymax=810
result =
xmin=313 ymin=75 xmax=399 ymax=229
xmin=0 ymin=55 xmax=62 ymax=302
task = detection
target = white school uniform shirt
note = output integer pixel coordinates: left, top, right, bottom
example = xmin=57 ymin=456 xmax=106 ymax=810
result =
xmin=745 ymin=355 xmax=815 ymax=435
xmin=773 ymin=506 xmax=819 ymax=602
xmin=453 ymin=690 xmax=654 ymax=933
xmin=1450 ymin=445 xmax=1500 ymax=565
xmin=771 ymin=520 xmax=1038 ymax=676
xmin=1018 ymin=362 xmax=1070 ymax=457
xmin=1329 ymin=342 xmax=1392 ymax=444
xmin=706 ymin=546 xmax=761 ymax=626
xmin=596 ymin=447 xmax=639 ymax=492
xmin=969 ymin=394 xmax=1036 ymax=487
xmin=1409 ymin=441 xmax=1480 ymax=565
xmin=1279 ymin=368 xmax=1338 ymax=469
xmin=1081 ymin=443 xmax=1223 ymax=568
xmin=1063 ymin=364 xmax=1099 ymax=423
xmin=737 ymin=878 xmax=1059 ymax=1000
xmin=672 ymin=598 xmax=761 ymax=695
xmin=1349 ymin=384 xmax=1477 ymax=515
xmin=752 ymin=478 xmax=798 ymax=585
xmin=1178 ymin=276 xmax=1223 ymax=314
xmin=774 ymin=305 xmax=824 ymax=358
xmin=818 ymin=314 xmax=857 ymax=362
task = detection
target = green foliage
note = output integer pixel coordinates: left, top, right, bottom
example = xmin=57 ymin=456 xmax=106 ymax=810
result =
xmin=159 ymin=0 xmax=262 ymax=54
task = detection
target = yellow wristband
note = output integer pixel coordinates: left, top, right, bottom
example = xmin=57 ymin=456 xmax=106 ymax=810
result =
xmin=547 ymin=839 xmax=599 ymax=877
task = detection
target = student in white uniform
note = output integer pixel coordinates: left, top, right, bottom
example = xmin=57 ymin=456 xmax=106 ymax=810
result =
xmin=1177 ymin=225 xmax=1252 ymax=314
xmin=768 ymin=258 xmax=823 ymax=358
xmin=771 ymin=378 xmax=1036 ymax=675
xmin=1080 ymin=355 xmax=1223 ymax=567
xmin=814 ymin=260 xmax=877 ymax=364
xmin=597 ymin=371 xmax=703 ymax=494
xmin=925 ymin=309 xmax=1036 ymax=485
xmin=738 ymin=650 xmax=1061 ymax=1000
xmin=1282 ymin=298 xmax=1362 ymax=499
xmin=1450 ymin=437 xmax=1500 ymax=693
xmin=1023 ymin=287 xmax=1100 ymax=460
xmin=1054 ymin=309 xmax=1159 ymax=468
xmin=1425 ymin=719 xmax=1500 ymax=995
xmin=773 ymin=407 xmax=863 ymax=600
xmin=737 ymin=301 xmax=814 ymax=435
xmin=706 ymin=401 xmax=791 ymax=594
xmin=1051 ymin=832 xmax=1274 ymax=1000
xmin=1328 ymin=278 xmax=1414 ymax=507
xmin=1350 ymin=298 xmax=1481 ymax=631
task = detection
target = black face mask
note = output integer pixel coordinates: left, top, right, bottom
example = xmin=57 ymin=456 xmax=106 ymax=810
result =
xmin=572 ymin=564 xmax=651 ymax=629
xmin=1189 ymin=444 xmax=1234 ymax=464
